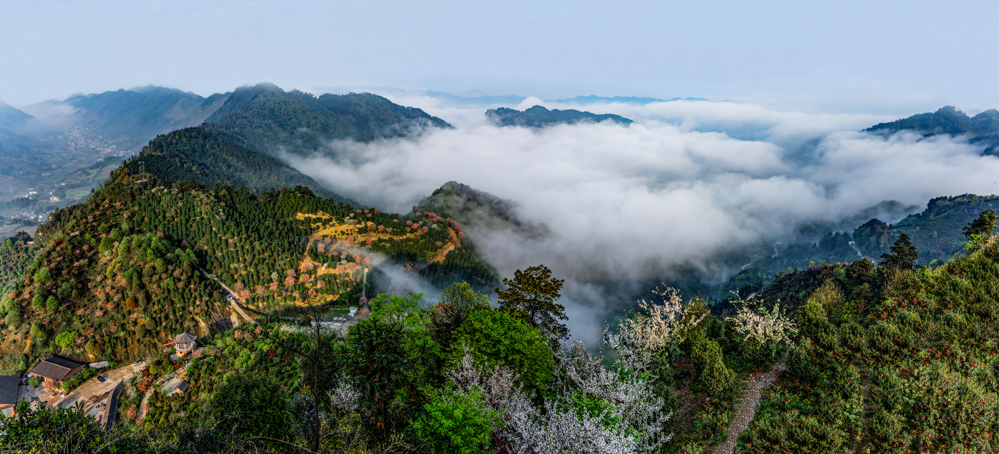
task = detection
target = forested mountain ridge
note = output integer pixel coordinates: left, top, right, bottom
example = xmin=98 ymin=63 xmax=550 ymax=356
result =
xmin=0 ymin=154 xmax=496 ymax=365
xmin=486 ymin=105 xmax=633 ymax=127
xmin=123 ymin=126 xmax=356 ymax=204
xmin=866 ymin=106 xmax=999 ymax=155
xmin=726 ymin=193 xmax=999 ymax=294
xmin=413 ymin=181 xmax=544 ymax=234
xmin=0 ymin=83 xmax=451 ymax=229
xmin=203 ymin=83 xmax=452 ymax=157
xmin=59 ymin=86 xmax=218 ymax=151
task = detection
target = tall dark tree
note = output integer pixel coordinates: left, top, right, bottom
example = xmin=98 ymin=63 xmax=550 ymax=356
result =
xmin=880 ymin=234 xmax=918 ymax=271
xmin=496 ymin=264 xmax=568 ymax=343
xmin=208 ymin=373 xmax=296 ymax=446
xmin=344 ymin=317 xmax=417 ymax=434
xmin=962 ymin=209 xmax=997 ymax=239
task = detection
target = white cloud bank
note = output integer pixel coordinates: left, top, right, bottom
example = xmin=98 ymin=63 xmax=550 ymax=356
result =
xmin=284 ymin=99 xmax=999 ymax=341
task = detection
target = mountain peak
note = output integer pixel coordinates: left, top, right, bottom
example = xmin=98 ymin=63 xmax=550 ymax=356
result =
xmin=486 ymin=105 xmax=632 ymax=128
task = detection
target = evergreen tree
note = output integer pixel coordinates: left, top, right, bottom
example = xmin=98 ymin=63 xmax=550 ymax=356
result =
xmin=880 ymin=233 xmax=918 ymax=271
xmin=496 ymin=264 xmax=568 ymax=343
xmin=962 ymin=209 xmax=997 ymax=239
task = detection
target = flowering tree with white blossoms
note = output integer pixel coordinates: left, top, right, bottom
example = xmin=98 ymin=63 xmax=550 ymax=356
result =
xmin=726 ymin=299 xmax=798 ymax=357
xmin=603 ymin=286 xmax=707 ymax=374
xmin=448 ymin=349 xmax=643 ymax=454
xmin=558 ymin=341 xmax=673 ymax=452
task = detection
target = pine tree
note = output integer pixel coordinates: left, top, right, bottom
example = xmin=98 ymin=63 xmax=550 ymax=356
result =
xmin=496 ymin=265 xmax=568 ymax=343
xmin=880 ymin=233 xmax=918 ymax=271
xmin=962 ymin=209 xmax=997 ymax=239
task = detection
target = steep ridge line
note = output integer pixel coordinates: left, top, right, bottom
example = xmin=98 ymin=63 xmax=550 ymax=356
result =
xmin=714 ymin=363 xmax=786 ymax=454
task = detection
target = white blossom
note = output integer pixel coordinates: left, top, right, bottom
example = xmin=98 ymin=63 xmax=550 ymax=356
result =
xmin=328 ymin=378 xmax=361 ymax=415
xmin=603 ymin=286 xmax=705 ymax=373
xmin=448 ymin=350 xmax=641 ymax=454
xmin=559 ymin=341 xmax=672 ymax=452
xmin=727 ymin=301 xmax=797 ymax=347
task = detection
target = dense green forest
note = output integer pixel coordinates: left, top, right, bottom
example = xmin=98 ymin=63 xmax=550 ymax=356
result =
xmin=486 ymin=105 xmax=633 ymax=128
xmin=123 ymin=126 xmax=355 ymax=204
xmin=0 ymin=154 xmax=496 ymax=367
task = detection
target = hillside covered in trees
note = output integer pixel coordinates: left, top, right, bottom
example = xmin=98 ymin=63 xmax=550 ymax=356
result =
xmin=866 ymin=106 xmax=999 ymax=155
xmin=0 ymin=152 xmax=497 ymax=366
xmin=6 ymin=204 xmax=999 ymax=453
xmin=726 ymin=194 xmax=999 ymax=295
xmin=203 ymin=83 xmax=451 ymax=157
xmin=123 ymin=126 xmax=356 ymax=204
xmin=486 ymin=105 xmax=633 ymax=127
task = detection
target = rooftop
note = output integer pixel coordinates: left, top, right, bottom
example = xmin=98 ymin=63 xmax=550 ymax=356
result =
xmin=30 ymin=356 xmax=84 ymax=381
xmin=0 ymin=375 xmax=19 ymax=406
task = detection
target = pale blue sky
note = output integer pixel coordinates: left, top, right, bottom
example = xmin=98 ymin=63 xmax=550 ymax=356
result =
xmin=2 ymin=0 xmax=998 ymax=112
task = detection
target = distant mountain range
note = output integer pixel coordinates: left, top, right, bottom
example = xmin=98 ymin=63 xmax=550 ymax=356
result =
xmin=0 ymin=84 xmax=451 ymax=219
xmin=486 ymin=105 xmax=633 ymax=127
xmin=549 ymin=95 xmax=708 ymax=105
xmin=866 ymin=106 xmax=999 ymax=155
xmin=418 ymin=90 xmax=706 ymax=105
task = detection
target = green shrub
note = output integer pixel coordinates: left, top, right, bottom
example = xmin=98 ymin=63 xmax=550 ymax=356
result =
xmin=452 ymin=309 xmax=555 ymax=394
xmin=54 ymin=331 xmax=77 ymax=349
xmin=689 ymin=331 xmax=735 ymax=398
xmin=31 ymin=293 xmax=45 ymax=310
xmin=4 ymin=310 xmax=21 ymax=329
xmin=208 ymin=373 xmax=295 ymax=444
xmin=0 ymin=353 xmax=26 ymax=374
xmin=412 ymin=387 xmax=501 ymax=454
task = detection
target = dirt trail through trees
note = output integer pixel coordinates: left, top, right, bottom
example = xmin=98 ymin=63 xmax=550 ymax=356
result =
xmin=714 ymin=363 xmax=786 ymax=454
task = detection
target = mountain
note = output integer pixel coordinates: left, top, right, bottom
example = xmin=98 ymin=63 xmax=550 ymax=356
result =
xmin=49 ymin=85 xmax=224 ymax=152
xmin=726 ymin=193 xmax=999 ymax=294
xmin=413 ymin=181 xmax=547 ymax=238
xmin=485 ymin=105 xmax=633 ymax=128
xmin=865 ymin=106 xmax=999 ymax=155
xmin=0 ymin=83 xmax=450 ymax=229
xmin=204 ymin=83 xmax=451 ymax=157
xmin=0 ymin=102 xmax=38 ymax=159
xmin=123 ymin=127 xmax=356 ymax=204
xmin=0 ymin=100 xmax=33 ymax=129
xmin=0 ymin=155 xmax=497 ymax=364
xmin=550 ymin=95 xmax=707 ymax=104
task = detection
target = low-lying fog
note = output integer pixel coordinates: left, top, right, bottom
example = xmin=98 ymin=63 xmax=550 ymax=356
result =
xmin=286 ymin=96 xmax=999 ymax=342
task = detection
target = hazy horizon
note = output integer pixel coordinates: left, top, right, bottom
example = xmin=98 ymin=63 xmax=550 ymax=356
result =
xmin=3 ymin=0 xmax=999 ymax=113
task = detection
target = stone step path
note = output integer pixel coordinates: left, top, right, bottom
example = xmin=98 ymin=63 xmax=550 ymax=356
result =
xmin=714 ymin=363 xmax=786 ymax=454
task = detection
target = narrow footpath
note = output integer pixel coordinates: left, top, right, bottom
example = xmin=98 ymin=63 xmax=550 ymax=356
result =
xmin=714 ymin=363 xmax=786 ymax=454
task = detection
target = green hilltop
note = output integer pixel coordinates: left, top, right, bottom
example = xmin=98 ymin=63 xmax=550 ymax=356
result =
xmin=866 ymin=106 xmax=999 ymax=155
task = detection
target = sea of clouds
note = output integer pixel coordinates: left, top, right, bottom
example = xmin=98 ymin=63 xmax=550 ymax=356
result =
xmin=284 ymin=95 xmax=999 ymax=342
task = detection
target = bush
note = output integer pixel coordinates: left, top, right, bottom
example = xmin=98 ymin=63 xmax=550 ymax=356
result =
xmin=689 ymin=330 xmax=735 ymax=398
xmin=0 ymin=353 xmax=26 ymax=374
xmin=4 ymin=310 xmax=21 ymax=329
xmin=208 ymin=373 xmax=295 ymax=444
xmin=54 ymin=331 xmax=77 ymax=349
xmin=28 ymin=376 xmax=42 ymax=387
xmin=412 ymin=387 xmax=501 ymax=454
xmin=31 ymin=293 xmax=45 ymax=310
xmin=452 ymin=309 xmax=555 ymax=394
